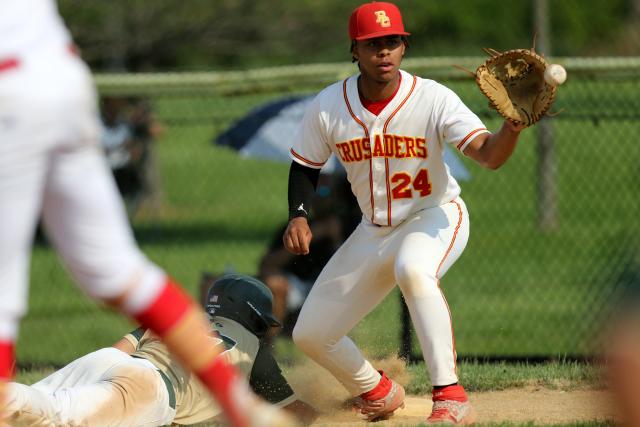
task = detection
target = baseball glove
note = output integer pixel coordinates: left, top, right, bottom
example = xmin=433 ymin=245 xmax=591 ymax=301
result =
xmin=475 ymin=48 xmax=557 ymax=126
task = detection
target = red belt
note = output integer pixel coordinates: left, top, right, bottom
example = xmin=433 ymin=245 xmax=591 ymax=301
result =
xmin=0 ymin=58 xmax=19 ymax=73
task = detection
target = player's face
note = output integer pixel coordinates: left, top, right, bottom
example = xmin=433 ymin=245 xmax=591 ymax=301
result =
xmin=353 ymin=35 xmax=405 ymax=83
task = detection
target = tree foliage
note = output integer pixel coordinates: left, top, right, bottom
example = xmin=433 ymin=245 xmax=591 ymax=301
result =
xmin=57 ymin=0 xmax=638 ymax=72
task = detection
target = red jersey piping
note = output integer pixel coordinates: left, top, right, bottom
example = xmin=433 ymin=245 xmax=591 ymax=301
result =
xmin=456 ymin=128 xmax=488 ymax=151
xmin=343 ymin=78 xmax=375 ymax=223
xmin=382 ymin=75 xmax=417 ymax=225
xmin=290 ymin=148 xmax=326 ymax=167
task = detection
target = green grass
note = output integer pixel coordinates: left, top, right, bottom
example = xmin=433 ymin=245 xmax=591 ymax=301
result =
xmin=16 ymin=76 xmax=640 ymax=366
xmin=405 ymin=361 xmax=604 ymax=395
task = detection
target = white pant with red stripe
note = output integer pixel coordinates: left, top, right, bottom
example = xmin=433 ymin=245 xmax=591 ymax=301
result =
xmin=293 ymin=198 xmax=469 ymax=395
xmin=0 ymin=49 xmax=162 ymax=343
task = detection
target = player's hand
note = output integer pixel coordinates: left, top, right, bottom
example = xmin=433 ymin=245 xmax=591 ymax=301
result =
xmin=283 ymin=217 xmax=313 ymax=255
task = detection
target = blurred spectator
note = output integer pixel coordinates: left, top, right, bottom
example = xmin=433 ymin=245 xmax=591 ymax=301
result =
xmin=258 ymin=172 xmax=360 ymax=338
xmin=99 ymin=96 xmax=163 ymax=215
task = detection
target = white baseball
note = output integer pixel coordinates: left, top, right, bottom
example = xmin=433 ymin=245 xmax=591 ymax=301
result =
xmin=544 ymin=64 xmax=567 ymax=86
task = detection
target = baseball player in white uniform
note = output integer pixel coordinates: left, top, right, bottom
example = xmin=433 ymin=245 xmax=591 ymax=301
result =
xmin=284 ymin=1 xmax=527 ymax=424
xmin=0 ymin=2 xmax=293 ymax=426
xmin=3 ymin=275 xmax=317 ymax=426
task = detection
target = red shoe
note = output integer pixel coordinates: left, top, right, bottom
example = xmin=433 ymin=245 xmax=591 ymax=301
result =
xmin=353 ymin=371 xmax=405 ymax=422
xmin=426 ymin=384 xmax=476 ymax=425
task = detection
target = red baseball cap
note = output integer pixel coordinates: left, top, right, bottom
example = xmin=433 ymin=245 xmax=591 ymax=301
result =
xmin=349 ymin=2 xmax=410 ymax=41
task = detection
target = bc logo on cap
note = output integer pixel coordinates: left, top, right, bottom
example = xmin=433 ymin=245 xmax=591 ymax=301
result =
xmin=375 ymin=11 xmax=391 ymax=28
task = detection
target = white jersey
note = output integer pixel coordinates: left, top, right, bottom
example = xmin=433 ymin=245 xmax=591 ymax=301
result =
xmin=0 ymin=0 xmax=71 ymax=58
xmin=290 ymin=70 xmax=488 ymax=227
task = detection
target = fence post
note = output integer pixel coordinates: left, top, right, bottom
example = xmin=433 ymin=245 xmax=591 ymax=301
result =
xmin=534 ymin=0 xmax=558 ymax=231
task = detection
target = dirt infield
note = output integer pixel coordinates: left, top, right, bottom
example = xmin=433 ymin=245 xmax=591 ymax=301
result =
xmin=311 ymin=388 xmax=616 ymax=426
xmin=287 ymin=358 xmax=617 ymax=425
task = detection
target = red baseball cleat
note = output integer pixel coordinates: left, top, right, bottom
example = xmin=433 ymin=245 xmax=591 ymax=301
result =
xmin=427 ymin=384 xmax=476 ymax=425
xmin=353 ymin=371 xmax=405 ymax=422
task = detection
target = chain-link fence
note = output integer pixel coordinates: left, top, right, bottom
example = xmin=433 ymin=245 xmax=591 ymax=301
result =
xmin=19 ymin=58 xmax=639 ymax=366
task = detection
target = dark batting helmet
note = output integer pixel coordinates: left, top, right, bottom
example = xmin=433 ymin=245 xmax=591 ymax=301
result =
xmin=204 ymin=273 xmax=281 ymax=337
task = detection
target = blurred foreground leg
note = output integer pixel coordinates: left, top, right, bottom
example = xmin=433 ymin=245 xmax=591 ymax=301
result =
xmin=40 ymin=143 xmax=294 ymax=427
xmin=607 ymin=321 xmax=640 ymax=427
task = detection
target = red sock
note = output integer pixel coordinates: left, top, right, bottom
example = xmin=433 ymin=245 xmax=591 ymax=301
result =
xmin=361 ymin=371 xmax=392 ymax=400
xmin=197 ymin=357 xmax=252 ymax=427
xmin=133 ymin=279 xmax=191 ymax=336
xmin=0 ymin=340 xmax=15 ymax=381
xmin=432 ymin=384 xmax=468 ymax=402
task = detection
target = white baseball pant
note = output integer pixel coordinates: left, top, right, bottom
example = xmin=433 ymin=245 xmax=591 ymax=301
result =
xmin=0 ymin=48 xmax=165 ymax=343
xmin=293 ymin=198 xmax=469 ymax=395
xmin=4 ymin=348 xmax=175 ymax=426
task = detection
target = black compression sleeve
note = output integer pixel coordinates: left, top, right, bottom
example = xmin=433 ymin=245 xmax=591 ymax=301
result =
xmin=288 ymin=161 xmax=320 ymax=220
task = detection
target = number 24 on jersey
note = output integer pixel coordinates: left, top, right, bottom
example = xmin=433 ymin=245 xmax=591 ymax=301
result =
xmin=391 ymin=168 xmax=432 ymax=199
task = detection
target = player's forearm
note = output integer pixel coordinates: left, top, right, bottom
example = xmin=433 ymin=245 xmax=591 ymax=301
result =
xmin=472 ymin=122 xmax=523 ymax=170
